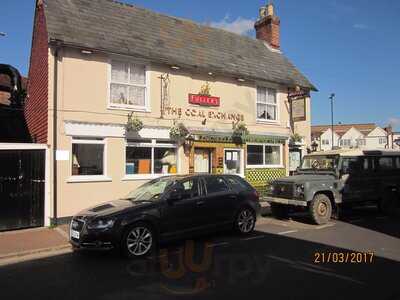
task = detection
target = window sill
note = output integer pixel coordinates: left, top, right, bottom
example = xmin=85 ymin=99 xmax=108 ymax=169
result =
xmin=107 ymin=105 xmax=151 ymax=113
xmin=246 ymin=165 xmax=284 ymax=169
xmin=122 ymin=174 xmax=174 ymax=181
xmin=67 ymin=176 xmax=113 ymax=183
xmin=256 ymin=119 xmax=280 ymax=124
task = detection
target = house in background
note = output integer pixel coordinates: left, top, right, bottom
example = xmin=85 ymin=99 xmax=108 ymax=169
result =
xmin=25 ymin=0 xmax=315 ymax=224
xmin=311 ymin=123 xmax=393 ymax=151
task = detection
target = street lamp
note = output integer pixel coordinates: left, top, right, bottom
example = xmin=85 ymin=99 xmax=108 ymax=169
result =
xmin=329 ymin=93 xmax=335 ymax=150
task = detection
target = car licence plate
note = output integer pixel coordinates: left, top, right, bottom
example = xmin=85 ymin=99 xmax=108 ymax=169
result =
xmin=70 ymin=229 xmax=80 ymax=240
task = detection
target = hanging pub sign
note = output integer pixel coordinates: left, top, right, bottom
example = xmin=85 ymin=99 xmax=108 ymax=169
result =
xmin=288 ymin=87 xmax=309 ymax=122
xmin=189 ymin=82 xmax=220 ymax=107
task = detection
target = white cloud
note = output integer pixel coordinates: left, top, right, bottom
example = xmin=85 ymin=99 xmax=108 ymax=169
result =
xmin=209 ymin=14 xmax=255 ymax=36
xmin=389 ymin=117 xmax=400 ymax=129
xmin=353 ymin=23 xmax=368 ymax=30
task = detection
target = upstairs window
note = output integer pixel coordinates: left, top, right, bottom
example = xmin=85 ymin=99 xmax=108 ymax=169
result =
xmin=322 ymin=139 xmax=330 ymax=145
xmin=257 ymin=87 xmax=277 ymax=121
xmin=109 ymin=60 xmax=148 ymax=110
xmin=379 ymin=137 xmax=387 ymax=145
xmin=340 ymin=139 xmax=351 ymax=147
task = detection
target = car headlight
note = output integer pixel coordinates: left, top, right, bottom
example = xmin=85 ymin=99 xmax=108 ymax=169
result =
xmin=295 ymin=184 xmax=305 ymax=196
xmin=87 ymin=219 xmax=115 ymax=230
xmin=267 ymin=185 xmax=275 ymax=193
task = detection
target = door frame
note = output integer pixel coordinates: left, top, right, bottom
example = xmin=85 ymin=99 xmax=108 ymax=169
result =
xmin=223 ymin=148 xmax=245 ymax=177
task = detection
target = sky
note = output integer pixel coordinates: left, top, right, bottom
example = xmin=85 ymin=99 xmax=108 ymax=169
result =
xmin=0 ymin=0 xmax=399 ymax=130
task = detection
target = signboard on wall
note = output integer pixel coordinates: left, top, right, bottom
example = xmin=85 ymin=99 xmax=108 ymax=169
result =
xmin=291 ymin=98 xmax=306 ymax=122
xmin=189 ymin=94 xmax=220 ymax=107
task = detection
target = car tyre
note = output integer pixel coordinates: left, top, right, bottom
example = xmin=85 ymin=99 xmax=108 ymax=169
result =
xmin=121 ymin=222 xmax=157 ymax=259
xmin=235 ymin=207 xmax=256 ymax=235
xmin=270 ymin=203 xmax=289 ymax=219
xmin=309 ymin=194 xmax=332 ymax=225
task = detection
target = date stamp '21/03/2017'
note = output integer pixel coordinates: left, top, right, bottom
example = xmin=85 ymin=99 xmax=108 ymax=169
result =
xmin=314 ymin=252 xmax=374 ymax=264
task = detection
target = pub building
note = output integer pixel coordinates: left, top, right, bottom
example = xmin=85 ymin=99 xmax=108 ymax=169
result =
xmin=26 ymin=0 xmax=316 ymax=224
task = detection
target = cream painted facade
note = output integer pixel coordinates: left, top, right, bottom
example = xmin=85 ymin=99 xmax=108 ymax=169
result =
xmin=46 ymin=48 xmax=311 ymax=219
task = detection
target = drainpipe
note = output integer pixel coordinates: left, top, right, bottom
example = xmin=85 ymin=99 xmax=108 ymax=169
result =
xmin=51 ymin=40 xmax=62 ymax=225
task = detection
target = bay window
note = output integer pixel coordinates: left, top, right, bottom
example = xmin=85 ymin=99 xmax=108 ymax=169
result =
xmin=125 ymin=139 xmax=177 ymax=177
xmin=257 ymin=87 xmax=277 ymax=121
xmin=109 ymin=60 xmax=148 ymax=110
xmin=246 ymin=143 xmax=282 ymax=167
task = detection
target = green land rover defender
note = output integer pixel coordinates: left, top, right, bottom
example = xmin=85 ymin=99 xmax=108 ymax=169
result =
xmin=266 ymin=149 xmax=400 ymax=224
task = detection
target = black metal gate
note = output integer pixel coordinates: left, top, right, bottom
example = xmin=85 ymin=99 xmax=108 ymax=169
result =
xmin=0 ymin=150 xmax=45 ymax=231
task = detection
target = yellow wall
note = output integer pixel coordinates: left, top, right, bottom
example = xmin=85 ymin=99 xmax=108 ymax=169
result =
xmin=47 ymin=48 xmax=310 ymax=218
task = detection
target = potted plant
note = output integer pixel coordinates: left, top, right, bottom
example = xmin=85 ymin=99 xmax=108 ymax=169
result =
xmin=232 ymin=122 xmax=249 ymax=144
xmin=290 ymin=133 xmax=303 ymax=146
xmin=170 ymin=122 xmax=190 ymax=143
xmin=126 ymin=113 xmax=144 ymax=132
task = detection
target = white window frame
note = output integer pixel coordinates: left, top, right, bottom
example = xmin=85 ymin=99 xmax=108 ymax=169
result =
xmin=123 ymin=139 xmax=178 ymax=181
xmin=68 ymin=137 xmax=111 ymax=183
xmin=223 ymin=148 xmax=245 ymax=177
xmin=246 ymin=143 xmax=283 ymax=169
xmin=379 ymin=137 xmax=387 ymax=144
xmin=322 ymin=139 xmax=330 ymax=145
xmin=107 ymin=58 xmax=151 ymax=112
xmin=255 ymin=86 xmax=279 ymax=123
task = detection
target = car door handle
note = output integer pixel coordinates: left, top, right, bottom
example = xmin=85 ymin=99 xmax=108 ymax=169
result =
xmin=196 ymin=200 xmax=205 ymax=205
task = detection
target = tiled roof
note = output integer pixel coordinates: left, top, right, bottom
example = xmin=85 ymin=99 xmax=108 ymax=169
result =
xmin=43 ymin=0 xmax=315 ymax=90
xmin=311 ymin=123 xmax=377 ymax=137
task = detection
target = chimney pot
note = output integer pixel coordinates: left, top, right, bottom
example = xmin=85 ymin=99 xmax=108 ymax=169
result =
xmin=255 ymin=3 xmax=280 ymax=49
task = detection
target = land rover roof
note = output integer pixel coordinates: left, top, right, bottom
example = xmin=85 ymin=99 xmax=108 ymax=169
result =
xmin=307 ymin=149 xmax=400 ymax=157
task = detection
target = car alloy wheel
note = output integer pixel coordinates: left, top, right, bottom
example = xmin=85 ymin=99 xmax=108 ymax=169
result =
xmin=126 ymin=226 xmax=153 ymax=256
xmin=237 ymin=209 xmax=255 ymax=233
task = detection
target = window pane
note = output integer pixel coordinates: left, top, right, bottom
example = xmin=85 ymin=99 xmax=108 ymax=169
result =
xmin=267 ymin=89 xmax=276 ymax=104
xmin=257 ymin=87 xmax=267 ymax=104
xmin=379 ymin=157 xmax=393 ymax=170
xmin=111 ymin=61 xmax=128 ymax=83
xmin=154 ymin=148 xmax=177 ymax=174
xmin=128 ymin=86 xmax=145 ymax=106
xmin=72 ymin=144 xmax=104 ymax=175
xmin=110 ymin=84 xmax=128 ymax=104
xmin=247 ymin=145 xmax=263 ymax=165
xmin=266 ymin=104 xmax=276 ymax=120
xmin=130 ymin=64 xmax=146 ymax=85
xmin=257 ymin=103 xmax=267 ymax=119
xmin=265 ymin=145 xmax=280 ymax=165
xmin=126 ymin=147 xmax=152 ymax=174
xmin=205 ymin=176 xmax=229 ymax=194
xmin=175 ymin=179 xmax=199 ymax=200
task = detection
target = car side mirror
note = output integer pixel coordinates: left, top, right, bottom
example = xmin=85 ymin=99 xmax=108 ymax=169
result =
xmin=167 ymin=190 xmax=183 ymax=204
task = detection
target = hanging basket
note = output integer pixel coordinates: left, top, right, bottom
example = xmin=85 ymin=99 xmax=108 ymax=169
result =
xmin=126 ymin=114 xmax=144 ymax=132
xmin=169 ymin=122 xmax=190 ymax=143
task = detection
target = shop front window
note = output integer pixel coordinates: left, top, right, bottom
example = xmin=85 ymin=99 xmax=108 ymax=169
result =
xmin=126 ymin=140 xmax=177 ymax=176
xmin=72 ymin=138 xmax=105 ymax=176
xmin=246 ymin=143 xmax=282 ymax=167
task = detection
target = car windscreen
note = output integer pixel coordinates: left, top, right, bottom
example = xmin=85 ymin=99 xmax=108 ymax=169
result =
xmin=124 ymin=177 xmax=175 ymax=202
xmin=300 ymin=155 xmax=338 ymax=171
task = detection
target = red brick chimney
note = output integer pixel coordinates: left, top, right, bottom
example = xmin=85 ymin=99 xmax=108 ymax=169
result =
xmin=254 ymin=3 xmax=280 ymax=49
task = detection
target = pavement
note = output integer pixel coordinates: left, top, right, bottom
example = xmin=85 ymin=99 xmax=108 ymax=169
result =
xmin=0 ymin=224 xmax=71 ymax=263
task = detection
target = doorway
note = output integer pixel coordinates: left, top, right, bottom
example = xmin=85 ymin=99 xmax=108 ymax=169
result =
xmin=194 ymin=148 xmax=212 ymax=173
xmin=224 ymin=149 xmax=243 ymax=175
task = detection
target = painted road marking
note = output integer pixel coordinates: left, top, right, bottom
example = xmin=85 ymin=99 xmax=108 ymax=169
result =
xmin=316 ymin=223 xmax=336 ymax=229
xmin=278 ymin=230 xmax=298 ymax=235
xmin=241 ymin=236 xmax=265 ymax=241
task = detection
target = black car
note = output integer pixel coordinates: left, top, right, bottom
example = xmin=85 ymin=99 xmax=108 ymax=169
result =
xmin=70 ymin=174 xmax=261 ymax=258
